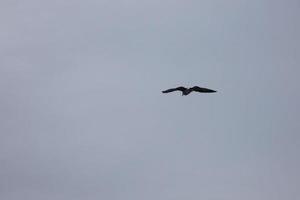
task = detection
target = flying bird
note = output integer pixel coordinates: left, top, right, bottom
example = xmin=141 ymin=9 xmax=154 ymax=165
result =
xmin=162 ymin=86 xmax=216 ymax=96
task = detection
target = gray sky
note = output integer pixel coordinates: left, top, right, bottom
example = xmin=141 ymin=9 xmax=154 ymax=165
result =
xmin=1 ymin=0 xmax=300 ymax=199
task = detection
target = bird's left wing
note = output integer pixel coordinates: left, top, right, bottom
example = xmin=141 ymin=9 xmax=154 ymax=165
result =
xmin=162 ymin=87 xmax=186 ymax=93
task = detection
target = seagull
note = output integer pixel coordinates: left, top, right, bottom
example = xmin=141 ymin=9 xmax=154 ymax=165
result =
xmin=162 ymin=86 xmax=217 ymax=96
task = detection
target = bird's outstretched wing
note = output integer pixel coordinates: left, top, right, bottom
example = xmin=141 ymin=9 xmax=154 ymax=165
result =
xmin=162 ymin=86 xmax=187 ymax=93
xmin=191 ymin=86 xmax=216 ymax=93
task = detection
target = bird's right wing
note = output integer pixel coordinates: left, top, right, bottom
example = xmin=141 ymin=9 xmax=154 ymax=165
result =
xmin=191 ymin=86 xmax=217 ymax=93
xmin=162 ymin=87 xmax=186 ymax=93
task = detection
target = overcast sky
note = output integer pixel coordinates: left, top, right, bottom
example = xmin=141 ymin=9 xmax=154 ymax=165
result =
xmin=1 ymin=0 xmax=300 ymax=199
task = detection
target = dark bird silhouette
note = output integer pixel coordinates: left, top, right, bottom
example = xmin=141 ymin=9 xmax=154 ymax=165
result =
xmin=162 ymin=86 xmax=216 ymax=96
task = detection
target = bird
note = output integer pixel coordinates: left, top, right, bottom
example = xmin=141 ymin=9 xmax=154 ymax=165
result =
xmin=162 ymin=86 xmax=216 ymax=96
